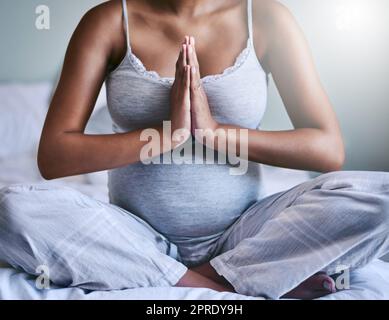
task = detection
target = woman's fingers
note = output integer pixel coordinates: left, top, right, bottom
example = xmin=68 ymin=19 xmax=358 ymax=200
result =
xmin=175 ymin=41 xmax=190 ymax=80
xmin=182 ymin=44 xmax=187 ymax=68
xmin=175 ymin=36 xmax=202 ymax=93
xmin=182 ymin=36 xmax=200 ymax=93
xmin=188 ymin=36 xmax=200 ymax=69
xmin=175 ymin=45 xmax=183 ymax=79
xmin=182 ymin=65 xmax=190 ymax=91
xmin=187 ymin=45 xmax=198 ymax=70
xmin=190 ymin=65 xmax=201 ymax=94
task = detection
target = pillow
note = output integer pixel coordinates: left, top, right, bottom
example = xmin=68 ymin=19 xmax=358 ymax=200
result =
xmin=0 ymin=83 xmax=52 ymax=159
xmin=260 ymin=164 xmax=311 ymax=197
xmin=94 ymin=83 xmax=107 ymax=114
xmin=0 ymin=81 xmax=109 ymax=155
xmin=85 ymin=105 xmax=113 ymax=135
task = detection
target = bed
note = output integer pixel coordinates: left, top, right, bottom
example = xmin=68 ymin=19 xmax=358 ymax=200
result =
xmin=0 ymin=83 xmax=388 ymax=300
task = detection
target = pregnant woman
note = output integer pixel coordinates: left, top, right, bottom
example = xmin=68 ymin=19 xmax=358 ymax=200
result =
xmin=1 ymin=0 xmax=389 ymax=299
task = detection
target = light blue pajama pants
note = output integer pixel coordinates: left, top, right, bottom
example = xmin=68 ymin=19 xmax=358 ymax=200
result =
xmin=0 ymin=171 xmax=389 ymax=299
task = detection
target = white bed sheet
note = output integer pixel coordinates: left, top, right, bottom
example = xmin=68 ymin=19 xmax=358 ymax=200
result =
xmin=0 ymin=260 xmax=388 ymax=300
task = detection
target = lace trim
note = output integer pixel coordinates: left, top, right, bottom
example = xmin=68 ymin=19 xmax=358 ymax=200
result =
xmin=126 ymin=39 xmax=252 ymax=85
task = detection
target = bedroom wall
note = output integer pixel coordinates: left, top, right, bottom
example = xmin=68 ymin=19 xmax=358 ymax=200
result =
xmin=0 ymin=0 xmax=388 ymax=172
xmin=264 ymin=0 xmax=389 ymax=173
xmin=0 ymin=0 xmax=102 ymax=82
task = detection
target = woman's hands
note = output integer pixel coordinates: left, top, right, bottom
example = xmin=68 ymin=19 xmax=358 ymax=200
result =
xmin=186 ymin=37 xmax=219 ymax=136
xmin=170 ymin=36 xmax=219 ymax=148
xmin=169 ymin=43 xmax=192 ymax=148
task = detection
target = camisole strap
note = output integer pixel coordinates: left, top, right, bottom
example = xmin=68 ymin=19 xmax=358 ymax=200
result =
xmin=247 ymin=0 xmax=254 ymax=46
xmin=121 ymin=0 xmax=131 ymax=52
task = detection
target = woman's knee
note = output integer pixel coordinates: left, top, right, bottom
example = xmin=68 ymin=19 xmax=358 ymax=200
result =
xmin=313 ymin=172 xmax=389 ymax=234
xmin=0 ymin=185 xmax=45 ymax=267
xmin=317 ymin=171 xmax=389 ymax=193
xmin=372 ymin=197 xmax=389 ymax=236
xmin=0 ymin=185 xmax=33 ymax=233
xmin=349 ymin=191 xmax=388 ymax=237
xmin=0 ymin=184 xmax=69 ymax=235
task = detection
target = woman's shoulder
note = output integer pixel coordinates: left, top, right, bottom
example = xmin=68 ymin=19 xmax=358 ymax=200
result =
xmin=252 ymin=0 xmax=294 ymax=26
xmin=67 ymin=1 xmax=127 ymax=68
xmin=79 ymin=0 xmax=122 ymax=31
xmin=76 ymin=0 xmax=142 ymax=48
xmin=252 ymin=0 xmax=299 ymax=41
xmin=251 ymin=1 xmax=301 ymax=65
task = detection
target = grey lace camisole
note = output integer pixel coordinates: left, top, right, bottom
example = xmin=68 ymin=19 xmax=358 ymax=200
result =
xmin=106 ymin=0 xmax=268 ymax=253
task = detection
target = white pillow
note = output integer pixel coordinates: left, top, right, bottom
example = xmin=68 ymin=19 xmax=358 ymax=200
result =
xmin=0 ymin=83 xmax=52 ymax=159
xmin=0 ymin=82 xmax=108 ymax=157
xmin=85 ymin=105 xmax=112 ymax=135
xmin=94 ymin=83 xmax=107 ymax=114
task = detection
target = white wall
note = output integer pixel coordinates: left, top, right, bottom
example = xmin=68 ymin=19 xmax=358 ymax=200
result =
xmin=262 ymin=0 xmax=389 ymax=171
xmin=0 ymin=0 xmax=101 ymax=82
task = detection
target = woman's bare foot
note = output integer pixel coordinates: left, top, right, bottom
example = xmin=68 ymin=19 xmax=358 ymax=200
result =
xmin=191 ymin=262 xmax=337 ymax=300
xmin=281 ymin=273 xmax=336 ymax=300
xmin=191 ymin=262 xmax=229 ymax=286
xmin=175 ymin=269 xmax=235 ymax=293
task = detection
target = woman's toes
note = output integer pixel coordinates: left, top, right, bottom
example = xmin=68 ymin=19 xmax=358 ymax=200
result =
xmin=282 ymin=273 xmax=337 ymax=299
xmin=322 ymin=277 xmax=336 ymax=293
xmin=311 ymin=273 xmax=336 ymax=293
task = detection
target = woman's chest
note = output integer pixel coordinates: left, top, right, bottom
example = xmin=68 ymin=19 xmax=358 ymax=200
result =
xmin=123 ymin=3 xmax=255 ymax=79
xmin=106 ymin=52 xmax=268 ymax=132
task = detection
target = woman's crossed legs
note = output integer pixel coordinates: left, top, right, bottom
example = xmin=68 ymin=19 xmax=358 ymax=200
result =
xmin=0 ymin=171 xmax=388 ymax=299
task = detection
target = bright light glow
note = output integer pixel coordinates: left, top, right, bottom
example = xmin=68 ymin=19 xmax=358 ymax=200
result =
xmin=335 ymin=0 xmax=376 ymax=31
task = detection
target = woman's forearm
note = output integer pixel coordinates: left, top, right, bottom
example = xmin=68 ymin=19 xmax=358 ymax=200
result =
xmin=212 ymin=125 xmax=345 ymax=173
xmin=38 ymin=122 xmax=344 ymax=180
xmin=37 ymin=126 xmax=170 ymax=180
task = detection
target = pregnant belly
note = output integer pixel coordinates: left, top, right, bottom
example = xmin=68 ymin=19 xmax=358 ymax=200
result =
xmin=108 ymin=162 xmax=261 ymax=238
